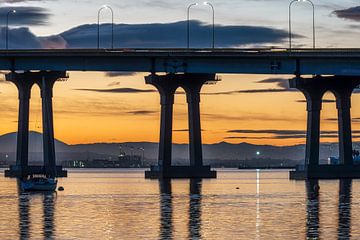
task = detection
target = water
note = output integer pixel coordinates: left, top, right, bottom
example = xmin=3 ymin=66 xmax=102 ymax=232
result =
xmin=0 ymin=169 xmax=358 ymax=239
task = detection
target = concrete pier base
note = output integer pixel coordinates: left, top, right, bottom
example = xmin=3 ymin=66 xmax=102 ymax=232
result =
xmin=5 ymin=165 xmax=67 ymax=178
xmin=290 ymin=165 xmax=360 ymax=180
xmin=145 ymin=166 xmax=216 ymax=179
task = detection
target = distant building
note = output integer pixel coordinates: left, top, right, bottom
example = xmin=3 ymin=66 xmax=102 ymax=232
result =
xmin=62 ymin=152 xmax=143 ymax=168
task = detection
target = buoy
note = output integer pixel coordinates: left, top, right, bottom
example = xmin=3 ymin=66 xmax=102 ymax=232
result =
xmin=58 ymin=186 xmax=64 ymax=191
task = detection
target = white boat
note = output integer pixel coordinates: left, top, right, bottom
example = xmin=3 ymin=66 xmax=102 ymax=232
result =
xmin=21 ymin=177 xmax=58 ymax=191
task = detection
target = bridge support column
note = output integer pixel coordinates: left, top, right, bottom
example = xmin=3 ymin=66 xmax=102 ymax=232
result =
xmin=182 ymin=80 xmax=206 ymax=168
xmin=145 ymin=73 xmax=217 ymax=179
xmin=5 ymin=72 xmax=36 ymax=178
xmin=334 ymin=89 xmax=354 ymax=166
xmin=289 ymin=76 xmax=360 ymax=180
xmin=37 ymin=71 xmax=67 ymax=178
xmin=5 ymin=71 xmax=68 ymax=178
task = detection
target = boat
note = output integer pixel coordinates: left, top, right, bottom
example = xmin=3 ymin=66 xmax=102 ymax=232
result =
xmin=21 ymin=177 xmax=58 ymax=191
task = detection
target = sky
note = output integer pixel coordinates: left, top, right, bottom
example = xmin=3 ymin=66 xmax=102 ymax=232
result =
xmin=1 ymin=0 xmax=360 ymax=146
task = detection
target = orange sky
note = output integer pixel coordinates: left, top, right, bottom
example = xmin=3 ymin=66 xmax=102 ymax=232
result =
xmin=1 ymin=72 xmax=359 ymax=146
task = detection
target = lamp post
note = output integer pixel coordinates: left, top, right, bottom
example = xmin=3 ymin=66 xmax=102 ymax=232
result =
xmin=204 ymin=2 xmax=215 ymax=49
xmin=187 ymin=3 xmax=198 ymax=48
xmin=97 ymin=5 xmax=114 ymax=49
xmin=6 ymin=10 xmax=16 ymax=50
xmin=289 ymin=0 xmax=315 ymax=50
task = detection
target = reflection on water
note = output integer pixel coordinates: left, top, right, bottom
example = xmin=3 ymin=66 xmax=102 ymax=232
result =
xmin=159 ymin=179 xmax=202 ymax=240
xmin=188 ymin=179 xmax=202 ymax=239
xmin=306 ymin=179 xmax=353 ymax=240
xmin=338 ymin=179 xmax=352 ymax=240
xmin=1 ymin=170 xmax=360 ymax=239
xmin=306 ymin=179 xmax=320 ymax=239
xmin=159 ymin=179 xmax=173 ymax=240
xmin=17 ymin=181 xmax=56 ymax=239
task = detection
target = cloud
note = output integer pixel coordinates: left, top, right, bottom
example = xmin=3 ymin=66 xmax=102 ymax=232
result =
xmin=126 ymin=110 xmax=158 ymax=115
xmin=333 ymin=6 xmax=360 ymax=22
xmin=0 ymin=20 xmax=290 ymax=49
xmin=173 ymin=129 xmax=205 ymax=132
xmin=226 ymin=129 xmax=360 ymax=140
xmin=0 ymin=7 xmax=50 ymax=26
xmin=74 ymin=87 xmax=157 ymax=94
xmin=57 ymin=20 xmax=289 ymax=48
xmin=203 ymin=89 xmax=290 ymax=95
xmin=107 ymin=81 xmax=121 ymax=87
xmin=226 ymin=135 xmax=360 ymax=140
xmin=296 ymin=99 xmax=336 ymax=103
xmin=203 ymin=77 xmax=296 ymax=95
xmin=0 ymin=27 xmax=42 ymax=49
xmin=326 ymin=117 xmax=360 ymax=123
xmin=105 ymin=72 xmax=136 ymax=77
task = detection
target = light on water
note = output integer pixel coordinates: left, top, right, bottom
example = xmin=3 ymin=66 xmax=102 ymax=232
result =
xmin=0 ymin=169 xmax=359 ymax=239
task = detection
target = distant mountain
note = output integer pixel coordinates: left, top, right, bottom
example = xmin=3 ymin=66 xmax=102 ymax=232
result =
xmin=0 ymin=131 xmax=353 ymax=166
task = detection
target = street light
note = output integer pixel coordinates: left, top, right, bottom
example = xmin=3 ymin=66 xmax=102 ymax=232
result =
xmin=97 ymin=5 xmax=114 ymax=49
xmin=6 ymin=9 xmax=16 ymax=50
xmin=187 ymin=3 xmax=198 ymax=48
xmin=289 ymin=0 xmax=315 ymax=50
xmin=204 ymin=2 xmax=215 ymax=49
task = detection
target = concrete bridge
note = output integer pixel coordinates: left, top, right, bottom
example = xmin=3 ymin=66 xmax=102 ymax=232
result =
xmin=2 ymin=48 xmax=360 ymax=179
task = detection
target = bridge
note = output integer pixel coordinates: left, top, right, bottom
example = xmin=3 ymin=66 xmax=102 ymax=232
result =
xmin=2 ymin=48 xmax=360 ymax=179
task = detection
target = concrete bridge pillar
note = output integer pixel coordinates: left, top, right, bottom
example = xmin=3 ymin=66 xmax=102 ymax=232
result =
xmin=290 ymin=76 xmax=360 ymax=180
xmin=145 ymin=74 xmax=178 ymax=171
xmin=37 ymin=71 xmax=67 ymax=178
xmin=6 ymin=72 xmax=36 ymax=177
xmin=289 ymin=77 xmax=327 ymax=173
xmin=182 ymin=79 xmax=207 ymax=167
xmin=333 ymin=88 xmax=355 ymax=166
xmin=145 ymin=73 xmax=216 ymax=179
xmin=4 ymin=71 xmax=68 ymax=179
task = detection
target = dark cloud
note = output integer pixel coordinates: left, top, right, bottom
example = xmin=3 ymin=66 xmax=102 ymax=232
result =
xmin=173 ymin=129 xmax=205 ymax=132
xmin=126 ymin=110 xmax=158 ymax=115
xmin=203 ymin=77 xmax=295 ymax=95
xmin=0 ymin=7 xmax=50 ymax=26
xmin=0 ymin=20 xmax=290 ymax=49
xmin=326 ymin=117 xmax=360 ymax=122
xmin=226 ymin=134 xmax=360 ymax=140
xmin=333 ymin=6 xmax=360 ymax=22
xmin=105 ymin=72 xmax=136 ymax=77
xmin=296 ymin=99 xmax=336 ymax=103
xmin=203 ymin=89 xmax=290 ymax=95
xmin=58 ymin=20 xmax=289 ymax=48
xmin=107 ymin=81 xmax=121 ymax=87
xmin=0 ymin=27 xmax=42 ymax=49
xmin=75 ymin=88 xmax=157 ymax=94
xmin=228 ymin=129 xmax=306 ymax=135
xmin=226 ymin=129 xmax=360 ymax=140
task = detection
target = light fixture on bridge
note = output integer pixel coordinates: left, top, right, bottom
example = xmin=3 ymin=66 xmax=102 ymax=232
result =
xmin=6 ymin=9 xmax=16 ymax=50
xmin=203 ymin=2 xmax=215 ymax=49
xmin=97 ymin=5 xmax=114 ymax=50
xmin=288 ymin=0 xmax=315 ymax=50
xmin=187 ymin=3 xmax=198 ymax=49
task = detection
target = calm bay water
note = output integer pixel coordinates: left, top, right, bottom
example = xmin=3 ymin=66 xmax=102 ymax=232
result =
xmin=0 ymin=169 xmax=358 ymax=239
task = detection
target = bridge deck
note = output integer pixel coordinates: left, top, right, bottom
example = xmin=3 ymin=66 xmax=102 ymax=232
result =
xmin=0 ymin=48 xmax=360 ymax=75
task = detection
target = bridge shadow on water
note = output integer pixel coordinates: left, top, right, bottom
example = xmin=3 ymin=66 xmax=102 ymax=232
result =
xmin=17 ymin=180 xmax=56 ymax=239
xmin=159 ymin=179 xmax=202 ymax=240
xmin=306 ymin=179 xmax=352 ymax=240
